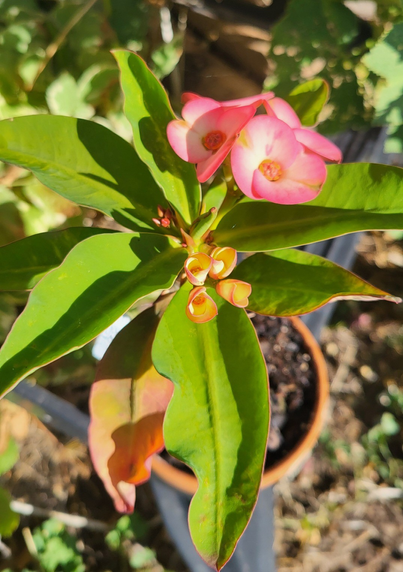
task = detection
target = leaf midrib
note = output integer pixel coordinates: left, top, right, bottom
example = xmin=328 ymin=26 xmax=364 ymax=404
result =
xmin=216 ymin=207 xmax=400 ymax=244
xmin=0 ymin=149 xmax=157 ymax=224
xmin=199 ymin=323 xmax=223 ymax=547
xmin=250 ymin=281 xmax=381 ymax=299
xmin=41 ymin=247 xmax=181 ymax=356
xmin=1 ymin=246 xmax=184 ymax=385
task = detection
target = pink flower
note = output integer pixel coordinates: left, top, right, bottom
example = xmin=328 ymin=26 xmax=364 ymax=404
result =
xmin=181 ymin=92 xmax=274 ymax=108
xmin=265 ymin=98 xmax=342 ymax=163
xmin=167 ymin=97 xmax=257 ymax=183
xmin=231 ymin=115 xmax=327 ymax=205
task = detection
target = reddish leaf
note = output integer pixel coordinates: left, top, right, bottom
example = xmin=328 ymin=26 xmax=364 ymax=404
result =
xmin=89 ymin=308 xmax=173 ymax=513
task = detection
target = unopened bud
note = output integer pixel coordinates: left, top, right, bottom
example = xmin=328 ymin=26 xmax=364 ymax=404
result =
xmin=216 ymin=279 xmax=251 ymax=308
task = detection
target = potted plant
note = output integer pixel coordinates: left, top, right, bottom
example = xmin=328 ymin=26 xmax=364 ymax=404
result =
xmin=0 ymin=50 xmax=401 ymax=571
xmin=151 ymin=314 xmax=330 ymax=496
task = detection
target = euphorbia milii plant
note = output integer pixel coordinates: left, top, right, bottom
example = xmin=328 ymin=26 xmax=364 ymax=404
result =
xmin=0 ymin=51 xmax=402 ymax=570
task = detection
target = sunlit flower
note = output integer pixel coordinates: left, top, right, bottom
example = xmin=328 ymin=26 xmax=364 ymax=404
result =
xmin=216 ymin=279 xmax=251 ymax=308
xmin=231 ymin=116 xmax=327 ymax=205
xmin=184 ymin=253 xmax=212 ymax=286
xmin=181 ymin=92 xmax=274 ymax=109
xmin=167 ymin=97 xmax=256 ymax=183
xmin=186 ymin=287 xmax=218 ymax=323
xmin=209 ymin=247 xmax=237 ymax=280
xmin=265 ymin=97 xmax=342 ymax=163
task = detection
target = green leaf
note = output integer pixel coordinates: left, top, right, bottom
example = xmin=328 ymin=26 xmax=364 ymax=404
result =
xmin=46 ymin=73 xmax=94 ymax=119
xmin=286 ymin=79 xmax=329 ymax=126
xmin=152 ymin=283 xmax=269 ymax=570
xmin=0 ymin=233 xmax=186 ymax=398
xmin=266 ymin=0 xmax=367 ymax=134
xmin=233 ymin=250 xmax=401 ymax=317
xmin=380 ymin=412 xmax=400 ymax=437
xmin=107 ymin=0 xmax=149 ymax=45
xmin=0 ymin=227 xmax=114 ymax=291
xmin=0 ymin=115 xmax=170 ymax=233
xmin=0 ymin=487 xmax=19 ymax=537
xmin=0 ymin=436 xmax=19 ymax=475
xmin=113 ymin=50 xmax=201 ymax=226
xmin=214 ymin=163 xmax=403 ymax=251
xmin=151 ymin=35 xmax=184 ymax=80
xmin=89 ymin=308 xmax=172 ymax=513
xmin=363 ymin=22 xmax=403 ymax=153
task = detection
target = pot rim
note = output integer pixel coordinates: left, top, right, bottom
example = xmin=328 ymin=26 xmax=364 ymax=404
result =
xmin=151 ymin=315 xmax=330 ymax=495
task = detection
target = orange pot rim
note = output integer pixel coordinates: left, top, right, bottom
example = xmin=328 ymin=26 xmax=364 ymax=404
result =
xmin=151 ymin=316 xmax=329 ymax=496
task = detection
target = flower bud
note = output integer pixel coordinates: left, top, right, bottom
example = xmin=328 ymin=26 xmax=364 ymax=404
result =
xmin=216 ymin=279 xmax=251 ymax=308
xmin=186 ymin=287 xmax=218 ymax=323
xmin=184 ymin=253 xmax=212 ymax=286
xmin=209 ymin=247 xmax=237 ymax=280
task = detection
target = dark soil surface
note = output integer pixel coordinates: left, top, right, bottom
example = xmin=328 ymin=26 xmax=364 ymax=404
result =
xmin=252 ymin=315 xmax=316 ymax=467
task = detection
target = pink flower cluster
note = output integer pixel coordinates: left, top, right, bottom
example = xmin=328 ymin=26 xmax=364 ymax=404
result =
xmin=167 ymin=92 xmax=342 ymax=205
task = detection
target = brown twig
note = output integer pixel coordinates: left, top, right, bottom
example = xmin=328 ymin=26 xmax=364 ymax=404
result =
xmin=11 ymin=500 xmax=111 ymax=532
xmin=27 ymin=0 xmax=99 ymax=91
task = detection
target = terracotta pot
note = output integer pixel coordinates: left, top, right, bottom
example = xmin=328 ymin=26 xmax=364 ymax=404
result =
xmin=151 ymin=316 xmax=329 ymax=495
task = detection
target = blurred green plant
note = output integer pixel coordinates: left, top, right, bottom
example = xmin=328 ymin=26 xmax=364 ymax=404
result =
xmin=363 ymin=22 xmax=403 ymax=153
xmin=23 ymin=519 xmax=85 ymax=572
xmin=106 ymin=514 xmax=164 ymax=571
xmin=266 ymin=0 xmax=403 ymax=149
xmin=266 ymin=0 xmax=369 ymax=133
xmin=361 ymin=412 xmax=403 ymax=487
xmin=0 ymin=0 xmax=184 ymax=247
xmin=0 ymin=432 xmax=20 ymax=537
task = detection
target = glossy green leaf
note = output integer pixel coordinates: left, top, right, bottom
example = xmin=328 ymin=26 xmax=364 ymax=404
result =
xmin=0 ymin=227 xmax=114 ymax=291
xmin=0 ymin=488 xmax=19 ymax=537
xmin=0 ymin=115 xmax=170 ymax=232
xmin=214 ymin=163 xmax=403 ymax=251
xmin=286 ymin=79 xmax=329 ymax=126
xmin=0 ymin=233 xmax=186 ymax=398
xmin=233 ymin=250 xmax=401 ymax=317
xmin=152 ymin=283 xmax=269 ymax=570
xmin=89 ymin=308 xmax=173 ymax=513
xmin=113 ymin=50 xmax=201 ymax=226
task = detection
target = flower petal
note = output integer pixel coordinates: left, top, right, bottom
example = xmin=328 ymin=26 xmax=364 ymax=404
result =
xmin=196 ymin=138 xmax=234 ymax=183
xmin=185 ymin=253 xmax=213 ymax=286
xmin=240 ymin=116 xmax=299 ymax=167
xmin=252 ymin=151 xmax=327 ymax=204
xmin=294 ymin=128 xmax=342 ymax=163
xmin=196 ymin=105 xmax=257 ymax=182
xmin=231 ymin=141 xmax=260 ymax=199
xmin=186 ymin=287 xmax=218 ymax=323
xmin=167 ymin=120 xmax=211 ymax=163
xmin=182 ymin=97 xmax=221 ymax=125
xmin=209 ymin=247 xmax=237 ymax=280
xmin=216 ymin=279 xmax=251 ymax=308
xmin=181 ymin=92 xmax=201 ymax=104
xmin=221 ymin=92 xmax=275 ymax=108
xmin=264 ymin=97 xmax=301 ymax=129
xmin=231 ymin=115 xmax=301 ymax=197
xmin=217 ymin=105 xmax=257 ymax=139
